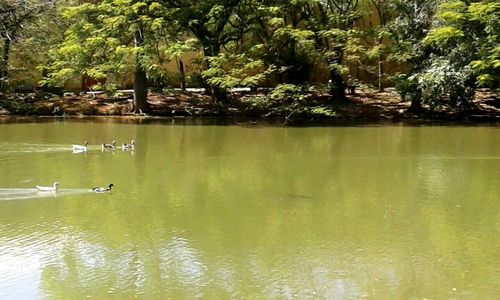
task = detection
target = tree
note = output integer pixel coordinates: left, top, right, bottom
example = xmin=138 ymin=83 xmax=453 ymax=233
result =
xmin=305 ymin=0 xmax=363 ymax=101
xmin=45 ymin=0 xmax=172 ymax=112
xmin=232 ymin=0 xmax=316 ymax=85
xmin=158 ymin=0 xmax=244 ymax=103
xmin=212 ymin=0 xmax=363 ymax=102
xmin=364 ymin=0 xmax=395 ymax=92
xmin=0 ymin=0 xmax=55 ymax=91
xmin=394 ymin=0 xmax=498 ymax=111
xmin=236 ymin=0 xmax=362 ymax=101
xmin=423 ymin=0 xmax=499 ymax=90
xmin=389 ymin=0 xmax=439 ymax=111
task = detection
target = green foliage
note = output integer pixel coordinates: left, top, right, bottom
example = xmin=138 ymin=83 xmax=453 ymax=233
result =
xmin=391 ymin=0 xmax=498 ymax=109
xmin=423 ymin=27 xmax=464 ymax=44
xmin=412 ymin=58 xmax=475 ymax=108
xmin=0 ymin=0 xmax=57 ymax=91
xmin=163 ymin=39 xmax=197 ymax=60
xmin=243 ymin=95 xmax=272 ymax=112
xmin=424 ymin=0 xmax=499 ymax=89
xmin=389 ymin=0 xmax=439 ymax=64
xmin=43 ymin=0 xmax=171 ymax=89
xmin=269 ymin=84 xmax=309 ymax=104
xmin=1 ymin=0 xmax=498 ymax=117
xmin=307 ymin=106 xmax=337 ymax=117
xmin=393 ymin=74 xmax=420 ymax=103
xmin=202 ymin=53 xmax=271 ymax=90
xmin=243 ymin=83 xmax=336 ymax=121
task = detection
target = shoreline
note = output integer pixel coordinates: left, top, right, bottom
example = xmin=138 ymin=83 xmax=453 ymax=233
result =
xmin=1 ymin=89 xmax=499 ymax=125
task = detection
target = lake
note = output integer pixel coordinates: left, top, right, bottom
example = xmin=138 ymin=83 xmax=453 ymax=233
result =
xmin=0 ymin=118 xmax=499 ymax=299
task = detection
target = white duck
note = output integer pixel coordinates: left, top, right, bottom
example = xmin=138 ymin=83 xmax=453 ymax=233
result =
xmin=92 ymin=183 xmax=114 ymax=193
xmin=101 ymin=141 xmax=116 ymax=151
xmin=36 ymin=182 xmax=59 ymax=191
xmin=121 ymin=140 xmax=135 ymax=151
xmin=72 ymin=141 xmax=89 ymax=152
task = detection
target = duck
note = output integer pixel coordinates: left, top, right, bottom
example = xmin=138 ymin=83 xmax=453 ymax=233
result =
xmin=101 ymin=141 xmax=116 ymax=151
xmin=36 ymin=182 xmax=60 ymax=191
xmin=92 ymin=183 xmax=114 ymax=193
xmin=72 ymin=141 xmax=89 ymax=152
xmin=121 ymin=140 xmax=135 ymax=151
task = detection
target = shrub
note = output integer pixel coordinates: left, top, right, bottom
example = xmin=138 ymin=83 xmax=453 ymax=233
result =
xmin=269 ymin=84 xmax=310 ymax=105
xmin=415 ymin=58 xmax=475 ymax=109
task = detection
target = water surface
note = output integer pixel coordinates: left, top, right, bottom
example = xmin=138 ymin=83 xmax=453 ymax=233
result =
xmin=0 ymin=119 xmax=499 ymax=299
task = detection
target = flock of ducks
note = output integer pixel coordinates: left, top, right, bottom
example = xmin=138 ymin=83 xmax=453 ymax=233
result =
xmin=72 ymin=140 xmax=135 ymax=152
xmin=35 ymin=139 xmax=134 ymax=193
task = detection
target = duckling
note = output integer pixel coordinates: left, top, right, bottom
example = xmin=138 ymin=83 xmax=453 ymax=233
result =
xmin=121 ymin=140 xmax=135 ymax=151
xmin=101 ymin=141 xmax=116 ymax=151
xmin=36 ymin=182 xmax=60 ymax=191
xmin=72 ymin=141 xmax=89 ymax=152
xmin=92 ymin=183 xmax=114 ymax=193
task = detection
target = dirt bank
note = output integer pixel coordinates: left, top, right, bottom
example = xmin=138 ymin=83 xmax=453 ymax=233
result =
xmin=0 ymin=88 xmax=499 ymax=124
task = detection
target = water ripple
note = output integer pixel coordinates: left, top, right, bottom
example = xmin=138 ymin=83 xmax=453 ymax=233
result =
xmin=0 ymin=188 xmax=93 ymax=201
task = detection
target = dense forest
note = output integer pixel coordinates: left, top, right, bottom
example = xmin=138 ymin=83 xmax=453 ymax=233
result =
xmin=0 ymin=0 xmax=498 ymax=117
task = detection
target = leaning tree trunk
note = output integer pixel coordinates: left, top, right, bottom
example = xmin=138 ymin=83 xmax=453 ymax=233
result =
xmin=133 ymin=28 xmax=150 ymax=113
xmin=0 ymin=36 xmax=11 ymax=92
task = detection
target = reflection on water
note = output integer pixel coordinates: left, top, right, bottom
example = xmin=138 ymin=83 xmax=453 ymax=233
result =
xmin=0 ymin=120 xmax=499 ymax=298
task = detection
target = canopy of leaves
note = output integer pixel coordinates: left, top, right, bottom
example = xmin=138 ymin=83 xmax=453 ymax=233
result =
xmin=422 ymin=0 xmax=499 ymax=87
xmin=43 ymin=0 xmax=172 ymax=87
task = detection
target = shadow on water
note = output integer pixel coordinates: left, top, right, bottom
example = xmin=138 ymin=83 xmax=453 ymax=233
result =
xmin=1 ymin=115 xmax=499 ymax=127
xmin=0 ymin=188 xmax=92 ymax=201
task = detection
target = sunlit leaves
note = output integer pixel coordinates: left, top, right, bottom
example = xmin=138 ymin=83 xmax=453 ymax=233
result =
xmin=423 ymin=27 xmax=464 ymax=44
xmin=44 ymin=0 xmax=175 ymax=90
xmin=163 ymin=38 xmax=198 ymax=60
xmin=274 ymin=27 xmax=314 ymax=43
xmin=202 ymin=53 xmax=269 ymax=89
xmin=437 ymin=0 xmax=467 ymax=22
xmin=131 ymin=1 xmax=147 ymax=13
xmin=268 ymin=17 xmax=284 ymax=27
xmin=424 ymin=0 xmax=499 ymax=88
xmin=468 ymin=2 xmax=499 ymax=21
xmin=207 ymin=5 xmax=224 ymax=18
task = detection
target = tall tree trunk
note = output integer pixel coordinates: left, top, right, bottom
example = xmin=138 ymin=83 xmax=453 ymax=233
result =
xmin=328 ymin=54 xmax=347 ymax=102
xmin=178 ymin=59 xmax=186 ymax=91
xmin=133 ymin=28 xmax=149 ymax=113
xmin=0 ymin=37 xmax=11 ymax=92
xmin=329 ymin=68 xmax=346 ymax=102
xmin=378 ymin=58 xmax=384 ymax=92
xmin=134 ymin=65 xmax=149 ymax=112
xmin=409 ymin=98 xmax=423 ymax=113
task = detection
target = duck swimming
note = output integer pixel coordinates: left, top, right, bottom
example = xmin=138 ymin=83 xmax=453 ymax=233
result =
xmin=36 ymin=182 xmax=59 ymax=191
xmin=72 ymin=141 xmax=88 ymax=152
xmin=121 ymin=140 xmax=135 ymax=151
xmin=92 ymin=183 xmax=114 ymax=193
xmin=101 ymin=141 xmax=116 ymax=151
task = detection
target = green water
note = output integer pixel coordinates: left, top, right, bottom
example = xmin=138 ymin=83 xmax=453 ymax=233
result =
xmin=0 ymin=119 xmax=498 ymax=299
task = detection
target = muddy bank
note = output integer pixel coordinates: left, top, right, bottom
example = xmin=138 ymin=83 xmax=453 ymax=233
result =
xmin=0 ymin=89 xmax=499 ymax=124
